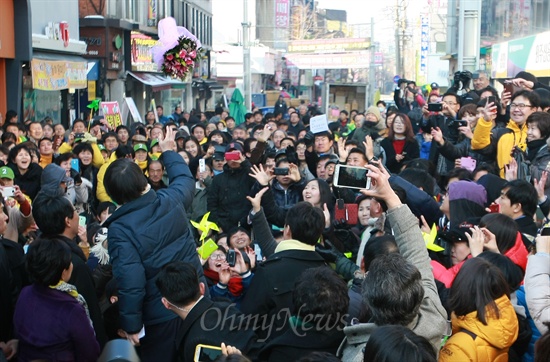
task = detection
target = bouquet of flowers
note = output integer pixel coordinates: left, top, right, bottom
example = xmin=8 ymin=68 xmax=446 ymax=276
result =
xmin=153 ymin=17 xmax=202 ymax=81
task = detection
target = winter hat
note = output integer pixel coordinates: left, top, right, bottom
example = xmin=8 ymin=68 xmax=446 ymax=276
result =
xmin=448 ymin=180 xmax=487 ymax=207
xmin=365 ymin=106 xmax=382 ymax=122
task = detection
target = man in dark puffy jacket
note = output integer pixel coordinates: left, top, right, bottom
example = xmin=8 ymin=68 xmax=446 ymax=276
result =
xmin=270 ymin=159 xmax=304 ymax=211
xmin=207 ymin=142 xmax=256 ymax=232
xmin=102 ymin=128 xmax=205 ymax=361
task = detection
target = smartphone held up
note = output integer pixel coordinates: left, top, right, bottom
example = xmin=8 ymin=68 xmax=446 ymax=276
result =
xmin=333 ymin=164 xmax=371 ymax=190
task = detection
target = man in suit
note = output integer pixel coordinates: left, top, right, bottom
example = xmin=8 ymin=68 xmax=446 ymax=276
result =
xmin=156 ymin=261 xmax=260 ymax=362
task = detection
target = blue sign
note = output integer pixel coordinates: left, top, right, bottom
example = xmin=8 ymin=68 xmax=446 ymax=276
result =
xmin=393 ymin=75 xmax=401 ymax=84
xmin=420 ymin=16 xmax=429 ymax=74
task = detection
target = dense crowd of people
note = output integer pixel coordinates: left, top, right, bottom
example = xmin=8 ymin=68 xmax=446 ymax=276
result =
xmin=1 ymin=69 xmax=550 ymax=362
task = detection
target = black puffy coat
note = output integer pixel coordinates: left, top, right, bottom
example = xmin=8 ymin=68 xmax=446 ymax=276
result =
xmin=103 ymin=151 xmax=206 ymax=333
xmin=207 ymin=160 xmax=256 ymax=232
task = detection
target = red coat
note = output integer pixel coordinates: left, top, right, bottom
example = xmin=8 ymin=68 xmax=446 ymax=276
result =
xmin=431 ymin=232 xmax=528 ymax=288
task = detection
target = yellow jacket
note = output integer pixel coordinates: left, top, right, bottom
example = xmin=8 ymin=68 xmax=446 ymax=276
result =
xmin=96 ymin=152 xmax=117 ymax=203
xmin=439 ymin=295 xmax=519 ymax=362
xmin=59 ymin=142 xmax=105 ymax=169
xmin=471 ymin=118 xmax=527 ymax=177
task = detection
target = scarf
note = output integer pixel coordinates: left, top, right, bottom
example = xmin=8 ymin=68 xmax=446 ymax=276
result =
xmin=203 ymin=268 xmax=244 ymax=296
xmin=50 ymin=280 xmax=92 ymax=326
xmin=526 ymin=139 xmax=547 ymax=162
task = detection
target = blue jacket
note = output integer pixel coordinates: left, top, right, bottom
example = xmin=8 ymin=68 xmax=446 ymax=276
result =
xmin=103 ymin=151 xmax=205 ymax=333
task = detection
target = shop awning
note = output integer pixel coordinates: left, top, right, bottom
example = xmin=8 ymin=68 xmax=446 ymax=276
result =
xmin=127 ymin=71 xmax=186 ymax=92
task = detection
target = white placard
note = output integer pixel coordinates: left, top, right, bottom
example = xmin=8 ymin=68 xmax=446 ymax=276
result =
xmin=124 ymin=97 xmax=143 ymax=123
xmin=309 ymin=114 xmax=329 ymax=134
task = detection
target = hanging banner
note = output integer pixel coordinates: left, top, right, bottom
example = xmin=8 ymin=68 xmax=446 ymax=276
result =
xmin=31 ymin=59 xmax=87 ymax=91
xmin=100 ymin=101 xmax=123 ymax=129
xmin=491 ymin=30 xmax=550 ymax=78
xmin=275 ymin=0 xmax=289 ymax=28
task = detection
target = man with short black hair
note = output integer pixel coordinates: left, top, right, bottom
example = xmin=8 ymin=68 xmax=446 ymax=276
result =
xmin=241 ymin=202 xmax=327 ymax=341
xmin=156 ymin=261 xmax=260 ymax=361
xmin=27 ymin=122 xmax=43 ymax=145
xmin=495 ymin=179 xmax=538 ymax=247
xmin=102 ymin=128 xmax=206 ymax=361
xmin=156 ymin=105 xmax=169 ymax=125
xmin=32 ymin=194 xmax=107 ymax=347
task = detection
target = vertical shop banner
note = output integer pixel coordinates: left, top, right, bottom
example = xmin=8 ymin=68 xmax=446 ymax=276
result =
xmin=31 ymin=59 xmax=87 ymax=90
xmin=275 ymin=0 xmax=289 ymax=28
xmin=100 ymin=101 xmax=122 ymax=129
xmin=420 ymin=15 xmax=429 ymax=81
xmin=147 ymin=0 xmax=157 ymax=27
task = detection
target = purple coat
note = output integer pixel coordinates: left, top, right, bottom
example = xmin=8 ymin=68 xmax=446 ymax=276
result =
xmin=13 ymin=284 xmax=100 ymax=362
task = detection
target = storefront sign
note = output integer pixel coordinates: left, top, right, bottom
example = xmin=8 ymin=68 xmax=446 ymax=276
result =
xmin=285 ymin=52 xmax=370 ymax=70
xmin=491 ymin=30 xmax=550 ymax=78
xmin=100 ymin=101 xmax=122 ymax=128
xmin=131 ymin=31 xmax=159 ymax=72
xmin=288 ymin=38 xmax=370 ymax=53
xmin=31 ymin=59 xmax=87 ymax=91
xmin=80 ymin=28 xmax=124 ymax=71
xmin=275 ymin=0 xmax=289 ymax=28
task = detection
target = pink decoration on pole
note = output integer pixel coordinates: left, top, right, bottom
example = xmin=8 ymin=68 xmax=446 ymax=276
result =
xmin=152 ymin=17 xmax=202 ymax=77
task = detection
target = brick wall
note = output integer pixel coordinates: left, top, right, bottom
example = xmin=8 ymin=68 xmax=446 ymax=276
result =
xmin=79 ymin=0 xmax=105 ymax=18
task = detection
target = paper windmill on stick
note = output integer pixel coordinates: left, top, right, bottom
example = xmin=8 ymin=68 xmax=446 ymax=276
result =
xmin=191 ymin=212 xmax=219 ymax=242
xmin=87 ymin=99 xmax=100 ymax=119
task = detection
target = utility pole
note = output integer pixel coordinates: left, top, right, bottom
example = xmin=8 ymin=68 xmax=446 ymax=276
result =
xmin=368 ymin=18 xmax=376 ymax=106
xmin=242 ymin=0 xmax=252 ymax=110
xmin=394 ymin=0 xmax=402 ymax=77
xmin=457 ymin=0 xmax=481 ymax=72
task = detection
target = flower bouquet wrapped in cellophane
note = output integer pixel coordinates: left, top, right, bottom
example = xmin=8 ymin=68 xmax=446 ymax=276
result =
xmin=152 ymin=17 xmax=202 ymax=81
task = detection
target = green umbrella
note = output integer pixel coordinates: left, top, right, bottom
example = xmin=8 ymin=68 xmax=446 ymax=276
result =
xmin=229 ymin=88 xmax=247 ymax=126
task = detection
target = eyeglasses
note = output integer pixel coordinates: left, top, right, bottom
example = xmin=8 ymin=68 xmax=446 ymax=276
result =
xmin=510 ymin=103 xmax=532 ymax=110
xmin=442 ymin=101 xmax=457 ymax=106
xmin=210 ymin=253 xmax=226 ymax=260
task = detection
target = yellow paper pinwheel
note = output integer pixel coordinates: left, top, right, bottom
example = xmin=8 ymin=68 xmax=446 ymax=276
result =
xmin=423 ymin=224 xmax=445 ymax=252
xmin=190 ymin=212 xmax=219 ymax=241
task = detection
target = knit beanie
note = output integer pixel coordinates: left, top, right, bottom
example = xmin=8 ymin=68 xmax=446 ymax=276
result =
xmin=365 ymin=106 xmax=382 ymax=122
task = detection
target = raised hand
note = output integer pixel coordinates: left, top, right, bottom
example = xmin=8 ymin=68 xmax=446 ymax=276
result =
xmin=249 ymin=164 xmax=274 ymax=187
xmin=159 ymin=126 xmax=176 ymax=152
xmin=363 ymin=135 xmax=375 ymax=160
xmin=533 ymin=171 xmax=548 ymax=202
xmin=430 ymin=127 xmax=444 ymax=145
xmin=504 ymin=158 xmax=518 ymax=181
xmin=360 ymin=159 xmax=401 ymax=210
xmin=218 ymin=263 xmax=231 ymax=285
xmin=337 ymin=137 xmax=348 ymax=162
xmin=256 ymin=124 xmax=274 ymax=143
xmin=466 ymin=226 xmax=485 ymax=257
xmin=288 ymin=163 xmax=301 ymax=183
xmin=246 ymin=187 xmax=268 ymax=213
xmin=244 ymin=246 xmax=256 ymax=270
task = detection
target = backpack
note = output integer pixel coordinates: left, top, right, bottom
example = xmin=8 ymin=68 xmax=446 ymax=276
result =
xmin=512 ymin=146 xmax=531 ymax=182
